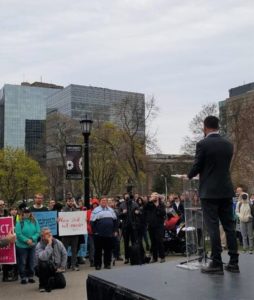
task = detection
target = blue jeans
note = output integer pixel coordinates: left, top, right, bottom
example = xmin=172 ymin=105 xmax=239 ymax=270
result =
xmin=16 ymin=246 xmax=35 ymax=279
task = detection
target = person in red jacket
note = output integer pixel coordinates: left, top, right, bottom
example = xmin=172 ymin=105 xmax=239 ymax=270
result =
xmin=164 ymin=214 xmax=180 ymax=231
xmin=87 ymin=199 xmax=99 ymax=267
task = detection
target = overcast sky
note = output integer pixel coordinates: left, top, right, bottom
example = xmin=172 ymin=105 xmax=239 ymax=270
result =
xmin=1 ymin=0 xmax=254 ymax=153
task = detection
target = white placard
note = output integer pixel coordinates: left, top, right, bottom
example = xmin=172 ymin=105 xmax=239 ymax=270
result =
xmin=58 ymin=211 xmax=87 ymax=236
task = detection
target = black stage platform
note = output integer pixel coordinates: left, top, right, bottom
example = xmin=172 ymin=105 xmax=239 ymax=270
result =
xmin=87 ymin=254 xmax=251 ymax=300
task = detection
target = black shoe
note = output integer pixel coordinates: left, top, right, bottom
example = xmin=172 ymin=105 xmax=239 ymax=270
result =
xmin=28 ymin=278 xmax=35 ymax=283
xmin=124 ymin=259 xmax=129 ymax=264
xmin=39 ymin=284 xmax=45 ymax=292
xmin=78 ymin=257 xmax=86 ymax=265
xmin=116 ymin=257 xmax=124 ymax=261
xmin=201 ymin=262 xmax=224 ymax=275
xmin=224 ymin=263 xmax=240 ymax=273
xmin=90 ymin=261 xmax=94 ymax=267
xmin=104 ymin=265 xmax=111 ymax=269
xmin=46 ymin=277 xmax=55 ymax=292
xmin=21 ymin=279 xmax=27 ymax=284
xmin=95 ymin=266 xmax=101 ymax=270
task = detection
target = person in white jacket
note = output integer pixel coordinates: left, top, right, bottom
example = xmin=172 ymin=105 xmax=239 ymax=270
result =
xmin=235 ymin=193 xmax=253 ymax=254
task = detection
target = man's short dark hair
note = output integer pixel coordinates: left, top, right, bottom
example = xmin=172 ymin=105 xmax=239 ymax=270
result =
xmin=204 ymin=116 xmax=219 ymax=130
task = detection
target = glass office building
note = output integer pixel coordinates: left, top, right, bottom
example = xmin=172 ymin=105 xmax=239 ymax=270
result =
xmin=0 ymin=83 xmax=61 ymax=150
xmin=0 ymin=82 xmax=145 ymax=159
xmin=47 ymin=84 xmax=145 ymax=135
xmin=25 ymin=119 xmax=46 ymax=161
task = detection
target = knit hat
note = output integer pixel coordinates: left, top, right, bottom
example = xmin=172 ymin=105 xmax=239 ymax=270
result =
xmin=22 ymin=207 xmax=31 ymax=213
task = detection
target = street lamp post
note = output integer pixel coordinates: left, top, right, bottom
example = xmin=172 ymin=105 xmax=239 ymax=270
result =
xmin=161 ymin=174 xmax=168 ymax=200
xmin=126 ymin=178 xmax=134 ymax=195
xmin=80 ymin=115 xmax=93 ymax=209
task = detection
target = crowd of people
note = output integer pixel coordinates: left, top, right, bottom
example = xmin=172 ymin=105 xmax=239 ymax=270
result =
xmin=0 ymin=184 xmax=254 ymax=291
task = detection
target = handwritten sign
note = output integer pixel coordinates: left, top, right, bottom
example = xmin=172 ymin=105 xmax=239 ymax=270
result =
xmin=32 ymin=211 xmax=58 ymax=236
xmin=58 ymin=211 xmax=87 ymax=236
xmin=0 ymin=217 xmax=16 ymax=264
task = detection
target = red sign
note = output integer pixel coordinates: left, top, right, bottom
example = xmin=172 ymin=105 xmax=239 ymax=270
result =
xmin=0 ymin=217 xmax=16 ymax=264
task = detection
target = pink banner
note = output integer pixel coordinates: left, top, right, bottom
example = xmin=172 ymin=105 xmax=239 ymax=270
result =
xmin=0 ymin=217 xmax=16 ymax=264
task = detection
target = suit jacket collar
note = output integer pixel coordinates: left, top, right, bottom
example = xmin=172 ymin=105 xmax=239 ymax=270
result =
xmin=206 ymin=132 xmax=220 ymax=138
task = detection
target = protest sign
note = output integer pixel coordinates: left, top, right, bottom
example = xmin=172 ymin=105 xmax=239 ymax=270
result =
xmin=0 ymin=217 xmax=16 ymax=264
xmin=58 ymin=211 xmax=87 ymax=236
xmin=32 ymin=211 xmax=58 ymax=236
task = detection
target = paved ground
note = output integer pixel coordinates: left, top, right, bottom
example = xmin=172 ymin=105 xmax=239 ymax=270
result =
xmin=0 ymin=256 xmax=179 ymax=300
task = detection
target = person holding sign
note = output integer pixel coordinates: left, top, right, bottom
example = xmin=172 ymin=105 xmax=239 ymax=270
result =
xmin=0 ymin=227 xmax=18 ymax=282
xmin=0 ymin=200 xmax=8 ymax=217
xmin=91 ymin=197 xmax=118 ymax=270
xmin=15 ymin=207 xmax=40 ymax=284
xmin=30 ymin=193 xmax=48 ymax=212
xmin=61 ymin=196 xmax=80 ymax=271
xmin=35 ymin=228 xmax=67 ymax=293
xmin=0 ymin=230 xmax=16 ymax=248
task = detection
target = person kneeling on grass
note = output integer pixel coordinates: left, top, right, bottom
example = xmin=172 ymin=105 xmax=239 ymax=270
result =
xmin=35 ymin=227 xmax=67 ymax=293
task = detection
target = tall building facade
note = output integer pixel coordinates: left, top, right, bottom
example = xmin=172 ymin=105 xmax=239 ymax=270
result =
xmin=0 ymin=83 xmax=62 ymax=152
xmin=0 ymin=82 xmax=145 ymax=165
xmin=219 ymin=82 xmax=254 ymax=192
xmin=47 ymin=84 xmax=145 ymax=135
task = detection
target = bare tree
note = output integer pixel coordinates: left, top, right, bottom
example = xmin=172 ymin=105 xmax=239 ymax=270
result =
xmin=89 ymin=123 xmax=122 ymax=196
xmin=44 ymin=96 xmax=159 ymax=197
xmin=115 ymin=96 xmax=159 ymax=191
xmin=181 ymin=103 xmax=218 ymax=155
xmin=46 ymin=112 xmax=80 ymax=199
xmin=221 ymin=98 xmax=254 ymax=189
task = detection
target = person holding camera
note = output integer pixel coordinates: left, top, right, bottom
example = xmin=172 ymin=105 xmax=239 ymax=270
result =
xmin=119 ymin=193 xmax=141 ymax=264
xmin=35 ymin=228 xmax=67 ymax=292
xmin=235 ymin=193 xmax=254 ymax=254
xmin=144 ymin=192 xmax=166 ymax=263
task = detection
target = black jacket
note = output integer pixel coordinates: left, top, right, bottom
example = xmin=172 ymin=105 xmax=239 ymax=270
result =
xmin=144 ymin=201 xmax=166 ymax=228
xmin=188 ymin=133 xmax=234 ymax=199
xmin=119 ymin=200 xmax=140 ymax=229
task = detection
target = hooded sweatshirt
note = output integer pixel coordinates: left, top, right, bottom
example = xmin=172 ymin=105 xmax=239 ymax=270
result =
xmin=236 ymin=193 xmax=253 ymax=223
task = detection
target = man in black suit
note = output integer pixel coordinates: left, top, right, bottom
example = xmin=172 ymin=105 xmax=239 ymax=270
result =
xmin=187 ymin=116 xmax=239 ymax=274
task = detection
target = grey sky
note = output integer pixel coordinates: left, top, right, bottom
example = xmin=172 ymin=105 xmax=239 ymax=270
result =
xmin=1 ymin=0 xmax=254 ymax=153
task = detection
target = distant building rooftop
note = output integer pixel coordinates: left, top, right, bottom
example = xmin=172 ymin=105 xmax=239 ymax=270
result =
xmin=148 ymin=154 xmax=193 ymax=164
xmin=21 ymin=81 xmax=63 ymax=89
xmin=229 ymin=82 xmax=254 ymax=97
